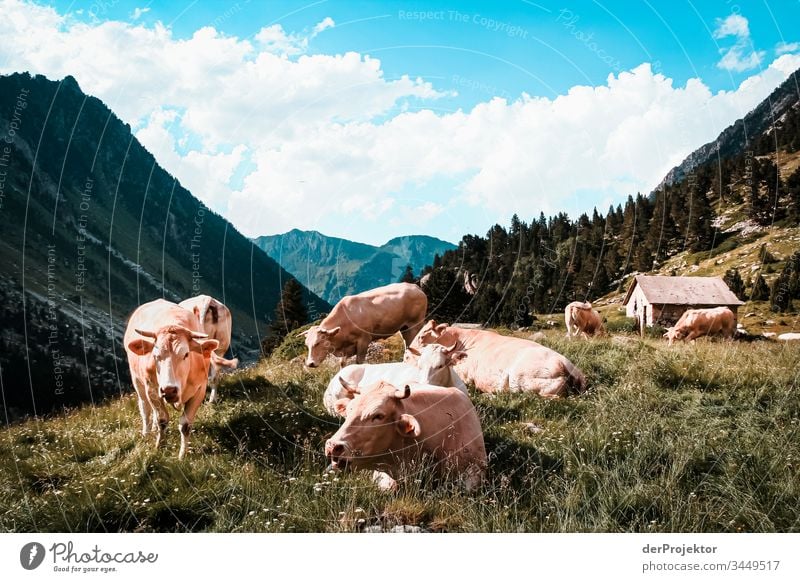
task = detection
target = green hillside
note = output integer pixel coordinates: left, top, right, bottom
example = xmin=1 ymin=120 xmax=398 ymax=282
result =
xmin=1 ymin=332 xmax=797 ymax=532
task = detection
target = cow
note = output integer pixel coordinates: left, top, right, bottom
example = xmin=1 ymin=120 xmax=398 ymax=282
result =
xmin=302 ymin=282 xmax=427 ymax=368
xmin=124 ymin=299 xmax=220 ymax=459
xmin=408 ymin=320 xmax=586 ymax=397
xmin=325 ymin=381 xmax=487 ymax=492
xmin=564 ymin=301 xmax=605 ymax=339
xmin=663 ymin=306 xmax=736 ymax=346
xmin=179 ymin=295 xmax=239 ymax=402
xmin=323 ymin=343 xmax=468 ymax=415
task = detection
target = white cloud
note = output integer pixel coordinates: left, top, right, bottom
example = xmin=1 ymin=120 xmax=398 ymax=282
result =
xmin=713 ymin=14 xmax=750 ymax=39
xmin=713 ymin=14 xmax=765 ymax=72
xmin=776 ymin=41 xmax=800 ymax=55
xmin=130 ymin=7 xmax=150 ymax=21
xmin=1 ymin=0 xmax=799 ymax=243
xmin=254 ymin=16 xmax=335 ymax=56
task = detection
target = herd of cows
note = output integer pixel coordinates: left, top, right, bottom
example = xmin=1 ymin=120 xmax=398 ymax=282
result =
xmin=122 ymin=282 xmax=749 ymax=489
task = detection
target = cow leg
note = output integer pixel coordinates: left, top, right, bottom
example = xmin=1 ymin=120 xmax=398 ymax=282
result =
xmin=146 ymin=386 xmax=170 ymax=449
xmin=401 ymin=322 xmax=422 ymax=349
xmin=354 ymin=339 xmax=370 ymax=364
xmin=131 ymin=376 xmax=151 ymax=436
xmin=207 ymin=360 xmax=219 ymax=403
xmin=372 ymin=471 xmax=398 ymax=492
xmin=178 ymin=387 xmax=206 ymax=460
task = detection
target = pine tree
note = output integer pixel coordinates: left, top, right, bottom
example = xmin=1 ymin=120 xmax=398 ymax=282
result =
xmin=261 ymin=278 xmax=309 ymax=356
xmin=723 ymin=268 xmax=746 ymax=301
xmin=399 ymin=264 xmax=415 ymax=283
xmin=750 ymin=273 xmax=770 ymax=301
xmin=769 ymin=252 xmax=800 ymax=312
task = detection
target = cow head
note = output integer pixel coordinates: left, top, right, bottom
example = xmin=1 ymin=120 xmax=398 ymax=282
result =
xmin=406 ymin=320 xmax=450 ymax=359
xmin=663 ymin=326 xmax=683 ymax=346
xmin=325 ymin=381 xmax=419 ymax=471
xmin=127 ymin=326 xmax=219 ymax=404
xmin=300 ymin=325 xmax=340 ymax=368
xmin=406 ymin=343 xmax=467 ymax=385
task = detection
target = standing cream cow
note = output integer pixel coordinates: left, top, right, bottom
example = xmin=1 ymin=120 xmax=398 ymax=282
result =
xmin=302 ymin=283 xmax=427 ymax=368
xmin=565 ymin=301 xmax=605 ymax=339
xmin=409 ymin=320 xmax=586 ymax=397
xmin=179 ymin=295 xmax=239 ymax=402
xmin=325 ymin=381 xmax=487 ymax=492
xmin=124 ymin=299 xmax=219 ymax=458
xmin=663 ymin=306 xmax=736 ymax=346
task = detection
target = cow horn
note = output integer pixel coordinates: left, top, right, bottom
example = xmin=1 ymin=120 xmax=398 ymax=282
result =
xmin=338 ymin=376 xmax=360 ymax=394
xmin=134 ymin=328 xmax=157 ymax=339
xmin=407 ymin=346 xmax=421 ymax=356
xmin=395 ymin=385 xmax=411 ymax=400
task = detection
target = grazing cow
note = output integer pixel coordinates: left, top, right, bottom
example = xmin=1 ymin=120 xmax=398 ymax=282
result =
xmin=302 ymin=283 xmax=427 ymax=368
xmin=325 ymin=381 xmax=487 ymax=492
xmin=179 ymin=295 xmax=239 ymax=402
xmin=323 ymin=344 xmax=468 ymax=415
xmin=663 ymin=306 xmax=736 ymax=346
xmin=565 ymin=301 xmax=605 ymax=339
xmin=409 ymin=320 xmax=586 ymax=397
xmin=124 ymin=299 xmax=219 ymax=458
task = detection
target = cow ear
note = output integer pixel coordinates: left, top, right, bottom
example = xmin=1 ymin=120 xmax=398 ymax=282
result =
xmin=323 ymin=326 xmax=341 ymax=337
xmin=127 ymin=338 xmax=154 ymax=356
xmin=448 ymin=351 xmax=468 ymax=364
xmin=195 ymin=338 xmax=220 ymax=358
xmin=435 ymin=323 xmax=449 ymax=333
xmin=334 ymin=398 xmax=350 ymax=418
xmin=396 ymin=414 xmax=421 ymax=437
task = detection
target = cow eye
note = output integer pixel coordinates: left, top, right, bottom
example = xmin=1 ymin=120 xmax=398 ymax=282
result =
xmin=373 ymin=414 xmax=385 ymax=422
xmin=183 ymin=352 xmax=189 ymax=360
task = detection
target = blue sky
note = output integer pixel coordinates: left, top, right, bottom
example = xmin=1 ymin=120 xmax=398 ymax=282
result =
xmin=7 ymin=0 xmax=800 ymax=245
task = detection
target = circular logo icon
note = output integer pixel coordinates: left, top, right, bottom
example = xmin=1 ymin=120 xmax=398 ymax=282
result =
xmin=20 ymin=542 xmax=46 ymax=570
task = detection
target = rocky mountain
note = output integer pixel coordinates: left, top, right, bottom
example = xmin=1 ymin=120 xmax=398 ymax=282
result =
xmin=254 ymin=229 xmax=456 ymax=303
xmin=660 ymin=69 xmax=800 ymax=188
xmin=0 ymin=72 xmax=330 ymax=419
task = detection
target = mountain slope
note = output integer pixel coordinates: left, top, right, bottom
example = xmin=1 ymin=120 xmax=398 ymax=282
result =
xmin=660 ymin=69 xmax=800 ymax=187
xmin=0 ymin=72 xmax=329 ymax=418
xmin=254 ymin=229 xmax=455 ymax=303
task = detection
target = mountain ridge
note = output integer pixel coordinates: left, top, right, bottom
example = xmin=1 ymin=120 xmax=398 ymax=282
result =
xmin=253 ymin=229 xmax=456 ymax=304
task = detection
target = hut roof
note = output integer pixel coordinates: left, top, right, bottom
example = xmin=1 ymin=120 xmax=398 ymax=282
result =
xmin=622 ymin=275 xmax=745 ymax=307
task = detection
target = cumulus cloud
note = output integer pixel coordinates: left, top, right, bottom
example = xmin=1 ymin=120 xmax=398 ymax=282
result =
xmin=1 ymin=0 xmax=798 ymax=242
xmin=713 ymin=14 xmax=765 ymax=72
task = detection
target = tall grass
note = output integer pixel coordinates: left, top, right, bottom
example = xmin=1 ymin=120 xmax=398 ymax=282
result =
xmin=1 ymin=333 xmax=798 ymax=532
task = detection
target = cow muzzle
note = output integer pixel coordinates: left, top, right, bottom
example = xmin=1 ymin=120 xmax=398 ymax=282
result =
xmin=306 ymin=360 xmax=317 ymax=368
xmin=325 ymin=439 xmax=350 ymax=470
xmin=159 ymin=385 xmax=179 ymax=403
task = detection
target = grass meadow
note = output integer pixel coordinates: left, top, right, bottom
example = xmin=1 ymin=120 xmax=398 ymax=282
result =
xmin=1 ymin=330 xmax=799 ymax=533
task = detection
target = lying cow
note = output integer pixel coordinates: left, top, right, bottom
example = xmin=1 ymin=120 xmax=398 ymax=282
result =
xmin=325 ymin=381 xmax=487 ymax=492
xmin=323 ymin=343 xmax=468 ymax=415
xmin=302 ymin=282 xmax=427 ymax=368
xmin=409 ymin=320 xmax=586 ymax=397
xmin=179 ymin=294 xmax=239 ymax=402
xmin=565 ymin=301 xmax=604 ymax=338
xmin=124 ymin=299 xmax=219 ymax=458
xmin=663 ymin=306 xmax=736 ymax=346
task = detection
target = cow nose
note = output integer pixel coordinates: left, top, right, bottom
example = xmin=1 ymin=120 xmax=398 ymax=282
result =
xmin=160 ymin=385 xmax=178 ymax=400
xmin=325 ymin=440 xmax=345 ymax=458
xmin=306 ymin=361 xmax=317 ymax=368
